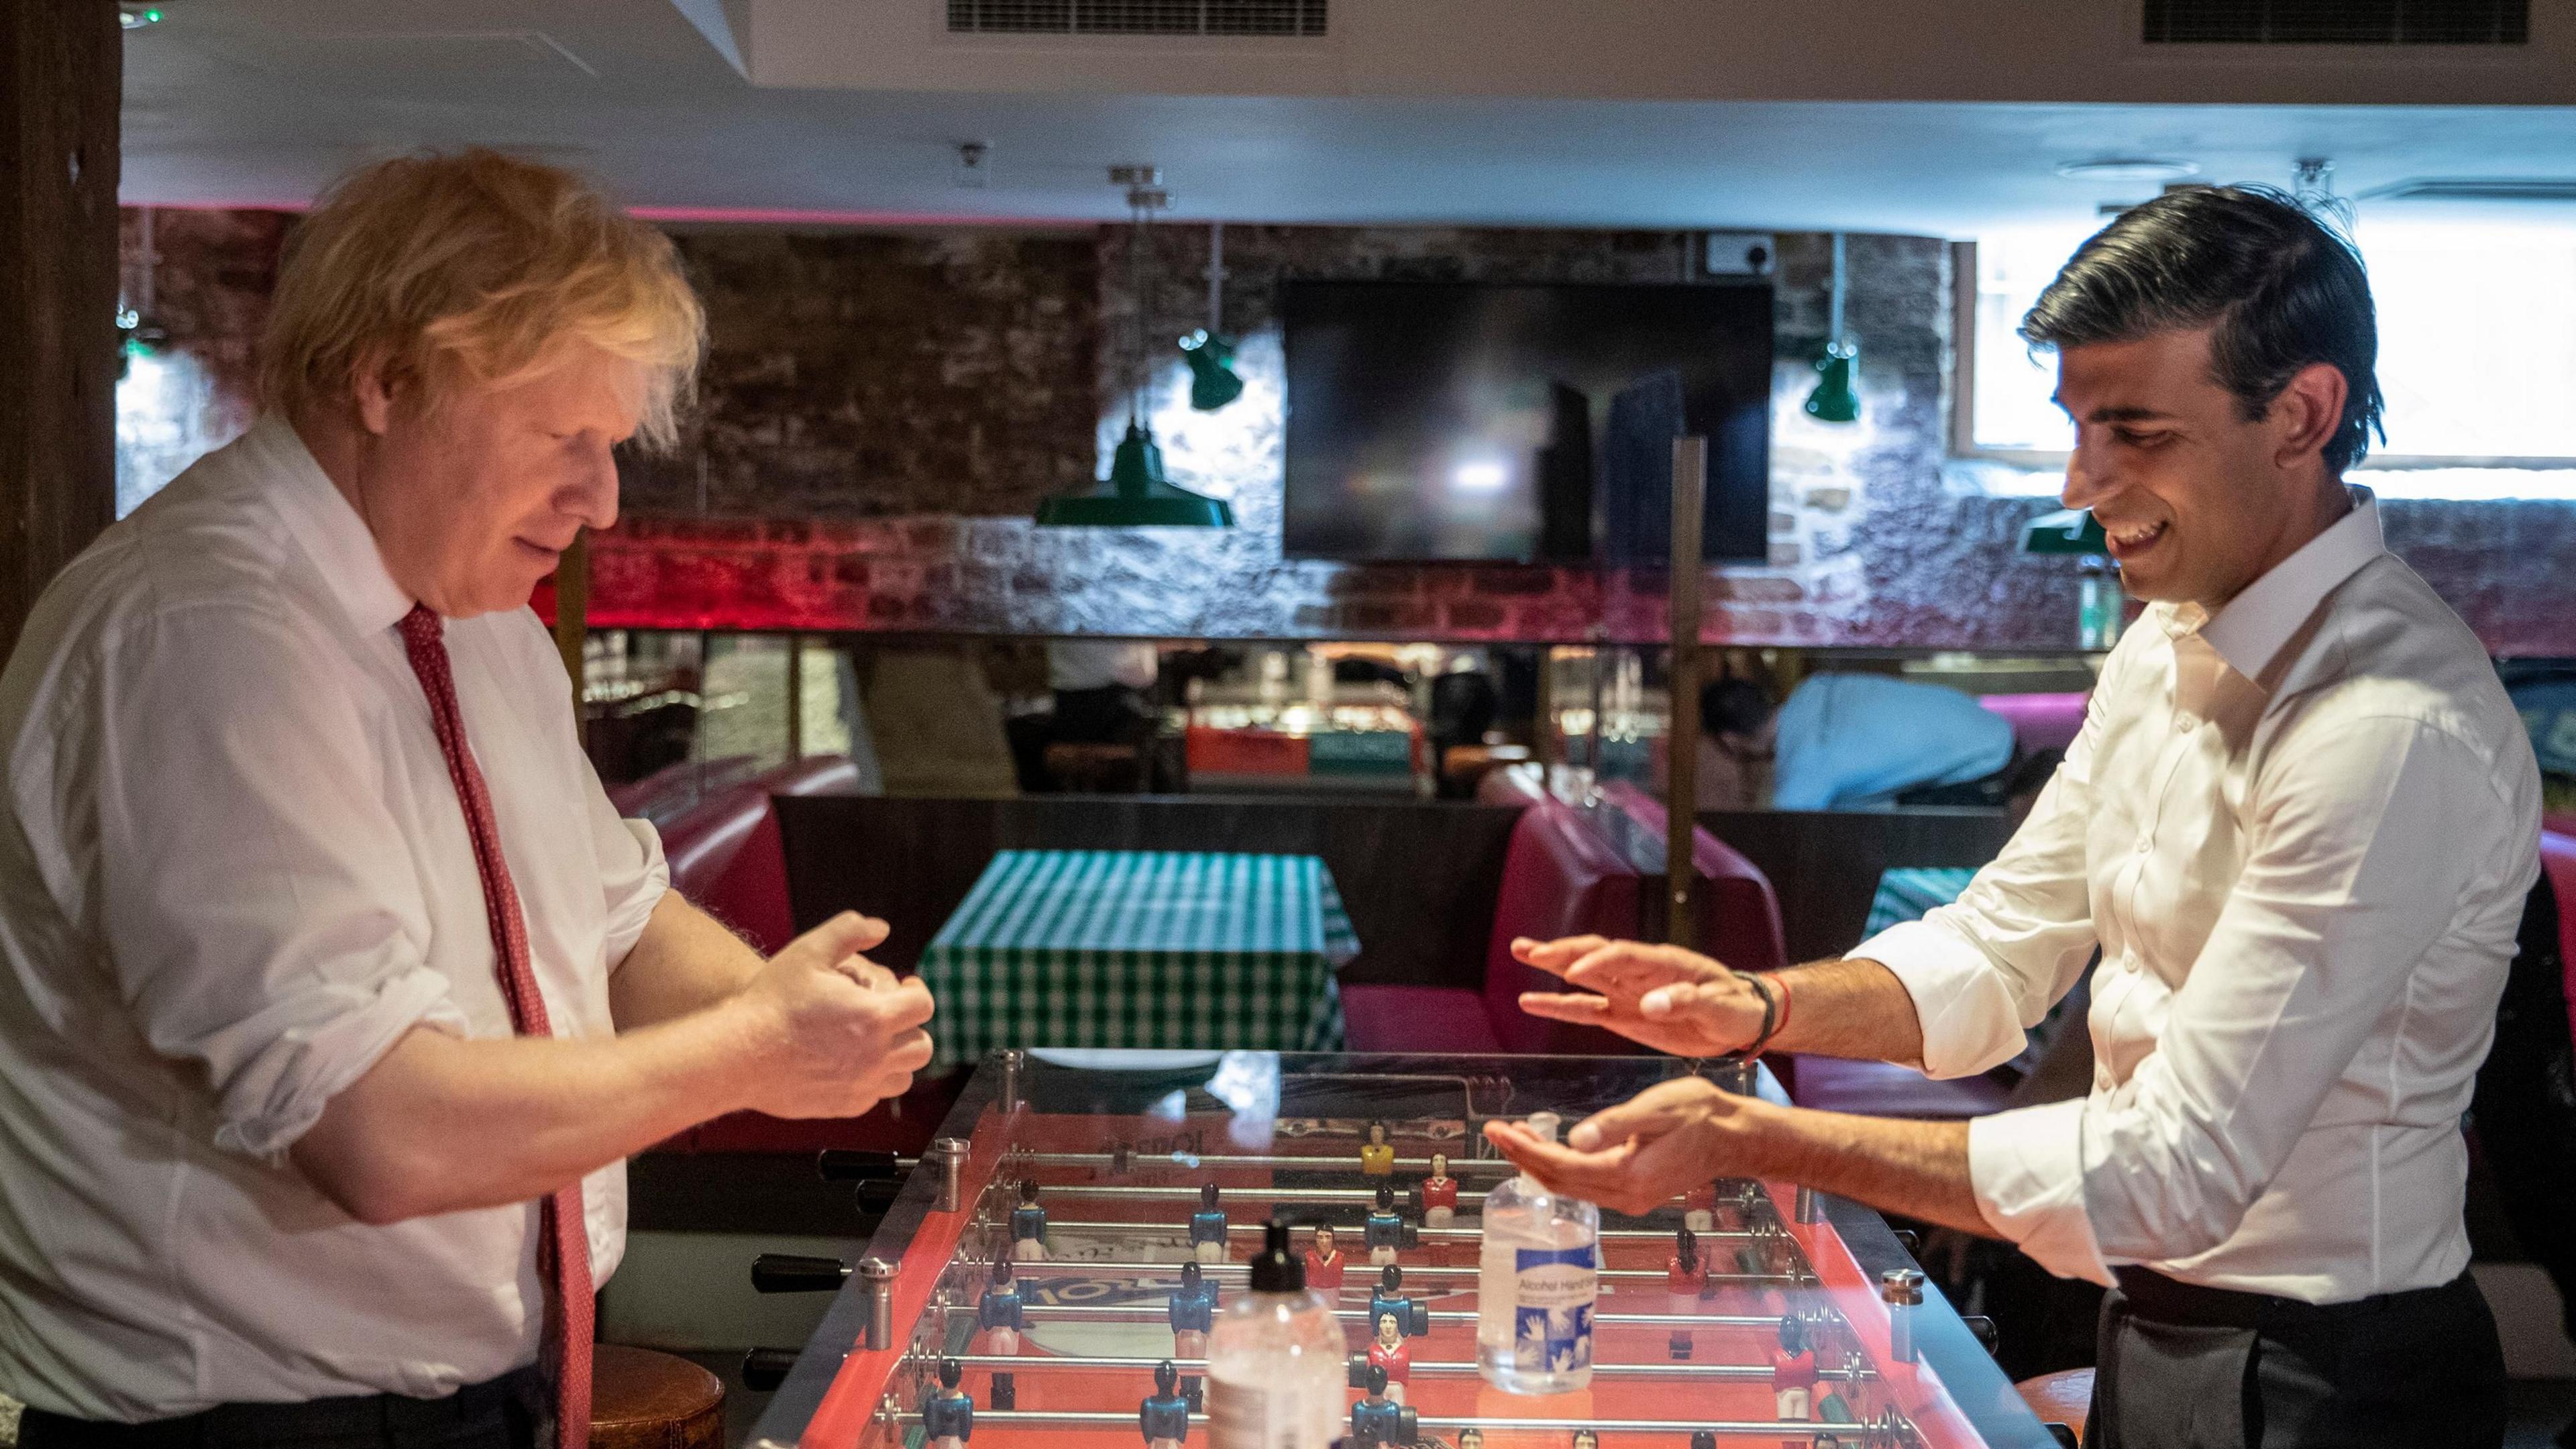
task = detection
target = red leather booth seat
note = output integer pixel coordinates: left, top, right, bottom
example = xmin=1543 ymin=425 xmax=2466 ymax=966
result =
xmin=1601 ymin=783 xmax=2010 ymax=1119
xmin=605 ymin=755 xmax=761 ymax=828
xmin=1977 ymin=691 xmax=2089 ymax=755
xmin=658 ymin=756 xmax=860 ymax=957
xmin=2544 ymin=830 xmax=2576 ymax=1049
xmin=1342 ymin=797 xmax=1644 ymax=1054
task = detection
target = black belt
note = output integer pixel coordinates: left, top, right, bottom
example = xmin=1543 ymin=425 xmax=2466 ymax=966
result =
xmin=2113 ymin=1265 xmax=2469 ymax=1333
xmin=16 ymin=1366 xmax=544 ymax=1449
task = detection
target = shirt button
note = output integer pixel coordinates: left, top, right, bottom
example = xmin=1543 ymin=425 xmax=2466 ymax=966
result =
xmin=2136 ymin=838 xmax=2152 ymax=853
xmin=2176 ymin=714 xmax=2196 ymax=732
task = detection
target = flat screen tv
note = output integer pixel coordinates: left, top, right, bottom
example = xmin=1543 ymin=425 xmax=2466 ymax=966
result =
xmin=1280 ymin=280 xmax=1773 ymax=564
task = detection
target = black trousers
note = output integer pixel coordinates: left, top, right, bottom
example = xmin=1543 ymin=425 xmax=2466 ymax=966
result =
xmin=2090 ymin=1267 xmax=2506 ymax=1449
xmin=15 ymin=1368 xmax=544 ymax=1449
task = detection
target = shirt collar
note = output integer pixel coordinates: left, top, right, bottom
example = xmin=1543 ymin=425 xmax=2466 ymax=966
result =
xmin=241 ymin=413 xmax=417 ymax=636
xmin=2196 ymin=487 xmax=2387 ymax=684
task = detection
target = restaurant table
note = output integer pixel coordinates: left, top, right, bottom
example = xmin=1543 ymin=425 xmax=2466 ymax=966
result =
xmin=918 ymin=849 xmax=1354 ymax=1069
xmin=1862 ymin=865 xmax=1980 ymax=936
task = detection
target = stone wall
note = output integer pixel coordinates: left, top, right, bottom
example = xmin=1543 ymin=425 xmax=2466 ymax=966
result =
xmin=113 ymin=207 xmax=2576 ymax=655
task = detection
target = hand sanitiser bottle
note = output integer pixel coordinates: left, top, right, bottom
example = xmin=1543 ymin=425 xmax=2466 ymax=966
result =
xmin=1206 ymin=1220 xmax=1344 ymax=1449
xmin=1476 ymin=1112 xmax=1600 ymax=1394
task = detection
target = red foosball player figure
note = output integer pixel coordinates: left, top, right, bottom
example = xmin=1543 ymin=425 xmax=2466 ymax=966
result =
xmin=1667 ymin=1226 xmax=1706 ymax=1360
xmin=1140 ymin=1359 xmax=1190 ymax=1449
xmin=1457 ymin=1431 xmax=1483 ymax=1449
xmin=1304 ymin=1223 xmax=1346 ymax=1291
xmin=924 ymin=1358 xmax=975 ymax=1449
xmin=1368 ymin=1312 xmax=1413 ymax=1405
xmin=1359 ymin=1120 xmax=1395 ymax=1178
xmin=1683 ymin=1178 xmax=1717 ymax=1234
xmin=1773 ymin=1313 xmax=1819 ymax=1449
xmin=1419 ymin=1151 xmax=1458 ymax=1227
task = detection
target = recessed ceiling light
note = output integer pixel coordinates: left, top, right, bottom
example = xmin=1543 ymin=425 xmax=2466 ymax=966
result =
xmin=2057 ymin=158 xmax=2200 ymax=182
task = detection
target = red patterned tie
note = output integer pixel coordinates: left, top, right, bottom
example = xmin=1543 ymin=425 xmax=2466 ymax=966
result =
xmin=398 ymin=604 xmax=593 ymax=1449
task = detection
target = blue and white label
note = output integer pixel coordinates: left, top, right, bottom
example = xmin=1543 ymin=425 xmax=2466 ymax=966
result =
xmin=1508 ymin=1244 xmax=1597 ymax=1373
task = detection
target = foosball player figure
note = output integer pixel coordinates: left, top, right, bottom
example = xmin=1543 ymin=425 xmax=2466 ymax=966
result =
xmin=1348 ymin=1364 xmax=1414 ymax=1448
xmin=1169 ymin=1259 xmax=1218 ymax=1409
xmin=1010 ymin=1179 xmax=1049 ymax=1261
xmin=1189 ymin=1183 xmax=1228 ymax=1265
xmin=1359 ymin=1120 xmax=1395 ymax=1178
xmin=1668 ymin=1226 xmax=1706 ymax=1360
xmin=1684 ymin=1177 xmax=1718 ymax=1234
xmin=1571 ymin=1430 xmax=1599 ymax=1449
xmin=1774 ymin=1311 xmax=1819 ymax=1449
xmin=1458 ymin=1431 xmax=1483 ymax=1449
xmin=1367 ymin=1312 xmax=1413 ymax=1405
xmin=1691 ymin=1435 xmax=1717 ymax=1449
xmin=924 ymin=1358 xmax=974 ymax=1449
xmin=1365 ymin=1185 xmax=1405 ymax=1267
xmin=1368 ymin=1265 xmax=1426 ymax=1339
xmin=1304 ymin=1224 xmax=1346 ymax=1291
xmin=1418 ymin=1151 xmax=1458 ymax=1227
xmin=1140 ymin=1359 xmax=1190 ymax=1449
xmin=976 ymin=1258 xmax=1026 ymax=1410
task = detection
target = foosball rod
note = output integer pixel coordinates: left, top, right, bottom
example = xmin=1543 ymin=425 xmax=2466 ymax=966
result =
xmin=1012 ymin=1150 xmax=1545 ymax=1174
xmin=1023 ymin=1219 xmax=1781 ymax=1244
xmin=892 ymin=1409 xmax=1877 ymax=1440
xmin=934 ymin=1352 xmax=1874 ymax=1383
xmin=994 ymin=1260 xmax=1800 ymax=1287
xmin=1006 ymin=1302 xmax=1801 ymax=1328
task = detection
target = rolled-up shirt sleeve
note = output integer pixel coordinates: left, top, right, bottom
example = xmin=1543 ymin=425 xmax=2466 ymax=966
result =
xmin=1854 ymin=661 xmax=2114 ymax=1080
xmin=586 ymin=773 xmax=667 ymax=969
xmin=87 ymin=602 xmax=466 ymax=1159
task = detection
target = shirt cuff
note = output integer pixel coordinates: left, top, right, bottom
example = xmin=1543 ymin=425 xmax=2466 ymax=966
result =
xmin=1968 ymin=1099 xmax=2114 ymax=1287
xmin=1851 ymin=918 xmax=2030 ymax=1080
xmin=602 ymin=817 xmax=670 ymax=967
xmin=213 ymin=969 xmax=470 ymax=1161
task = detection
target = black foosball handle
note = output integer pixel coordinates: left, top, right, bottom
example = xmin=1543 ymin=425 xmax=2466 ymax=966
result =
xmin=817 ymin=1149 xmax=902 ymax=1183
xmin=855 ymin=1177 xmax=904 ymax=1214
xmin=1962 ymin=1313 xmax=2000 ymax=1356
xmin=742 ymin=1348 xmax=800 ymax=1392
xmin=752 ymin=1253 xmax=852 ymax=1293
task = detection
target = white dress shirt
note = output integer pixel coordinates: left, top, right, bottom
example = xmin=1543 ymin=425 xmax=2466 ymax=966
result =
xmin=0 ymin=416 xmax=667 ymax=1419
xmin=1860 ymin=493 xmax=2540 ymax=1303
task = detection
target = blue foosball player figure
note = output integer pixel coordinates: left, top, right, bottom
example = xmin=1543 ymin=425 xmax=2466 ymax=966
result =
xmin=1348 ymin=1364 xmax=1415 ymax=1448
xmin=1367 ymin=1265 xmax=1424 ymax=1339
xmin=1365 ymin=1185 xmax=1405 ymax=1267
xmin=1010 ymin=1179 xmax=1048 ymax=1261
xmin=976 ymin=1258 xmax=1025 ymax=1409
xmin=1140 ymin=1359 xmax=1190 ymax=1448
xmin=1189 ymin=1183 xmax=1228 ymax=1265
xmin=1169 ymin=1258 xmax=1220 ymax=1410
xmin=924 ymin=1358 xmax=974 ymax=1448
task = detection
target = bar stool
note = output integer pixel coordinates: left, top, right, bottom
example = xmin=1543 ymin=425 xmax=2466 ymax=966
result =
xmin=590 ymin=1345 xmax=724 ymax=1449
xmin=2014 ymin=1367 xmax=2092 ymax=1446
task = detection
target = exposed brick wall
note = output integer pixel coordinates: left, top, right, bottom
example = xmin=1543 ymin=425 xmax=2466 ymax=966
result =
xmin=114 ymin=207 xmax=291 ymax=515
xmin=114 ymin=207 xmax=2576 ymax=655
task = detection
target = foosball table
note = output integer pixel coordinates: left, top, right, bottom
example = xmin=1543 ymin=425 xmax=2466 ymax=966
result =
xmin=741 ymin=1050 xmax=2059 ymax=1449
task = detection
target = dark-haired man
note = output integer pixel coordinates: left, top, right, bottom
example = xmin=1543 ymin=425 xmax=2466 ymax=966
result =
xmin=1485 ymin=186 xmax=2538 ymax=1448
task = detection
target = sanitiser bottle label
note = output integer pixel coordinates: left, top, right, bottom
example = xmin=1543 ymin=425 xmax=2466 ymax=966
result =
xmin=1507 ymin=1243 xmax=1597 ymax=1373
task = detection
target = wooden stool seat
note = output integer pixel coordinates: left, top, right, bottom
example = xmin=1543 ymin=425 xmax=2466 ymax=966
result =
xmin=2014 ymin=1367 xmax=2093 ymax=1446
xmin=590 ymin=1345 xmax=724 ymax=1449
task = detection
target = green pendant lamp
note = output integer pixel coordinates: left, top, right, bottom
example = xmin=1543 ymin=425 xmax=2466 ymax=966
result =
xmin=1803 ymin=233 xmax=1861 ymax=423
xmin=1179 ymin=328 xmax=1243 ymax=411
xmin=2019 ymin=508 xmax=2110 ymax=554
xmin=1037 ymin=173 xmax=1234 ymax=529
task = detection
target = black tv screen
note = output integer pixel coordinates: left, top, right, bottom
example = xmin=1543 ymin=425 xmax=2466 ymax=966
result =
xmin=1281 ymin=280 xmax=1773 ymax=564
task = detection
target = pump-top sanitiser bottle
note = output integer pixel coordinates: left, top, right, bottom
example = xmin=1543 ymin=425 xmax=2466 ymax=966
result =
xmin=1205 ymin=1219 xmax=1344 ymax=1449
xmin=1475 ymin=1111 xmax=1601 ymax=1394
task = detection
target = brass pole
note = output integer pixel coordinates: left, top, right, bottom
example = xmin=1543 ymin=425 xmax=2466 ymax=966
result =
xmin=551 ymin=531 xmax=590 ymax=744
xmin=1665 ymin=437 xmax=1707 ymax=947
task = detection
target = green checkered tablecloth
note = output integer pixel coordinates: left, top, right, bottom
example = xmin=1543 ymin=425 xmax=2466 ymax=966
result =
xmin=920 ymin=850 xmax=1355 ymax=1069
xmin=1862 ymin=867 xmax=1980 ymax=937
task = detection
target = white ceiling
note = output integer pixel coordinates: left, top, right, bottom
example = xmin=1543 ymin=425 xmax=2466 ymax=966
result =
xmin=119 ymin=0 xmax=2576 ymax=238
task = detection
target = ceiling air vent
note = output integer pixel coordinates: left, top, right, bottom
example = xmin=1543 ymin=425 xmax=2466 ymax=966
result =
xmin=2143 ymin=0 xmax=2525 ymax=44
xmin=947 ymin=0 xmax=1326 ymax=36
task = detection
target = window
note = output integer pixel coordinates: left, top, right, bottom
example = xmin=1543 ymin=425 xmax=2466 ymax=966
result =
xmin=1963 ymin=217 xmax=2576 ymax=477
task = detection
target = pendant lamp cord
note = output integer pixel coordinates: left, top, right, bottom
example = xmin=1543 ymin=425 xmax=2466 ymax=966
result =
xmin=1827 ymin=233 xmax=1847 ymax=352
xmin=1128 ymin=193 xmax=1148 ymax=429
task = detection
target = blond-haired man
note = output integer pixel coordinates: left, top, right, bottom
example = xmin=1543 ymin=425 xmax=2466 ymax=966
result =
xmin=0 ymin=151 xmax=936 ymax=1449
